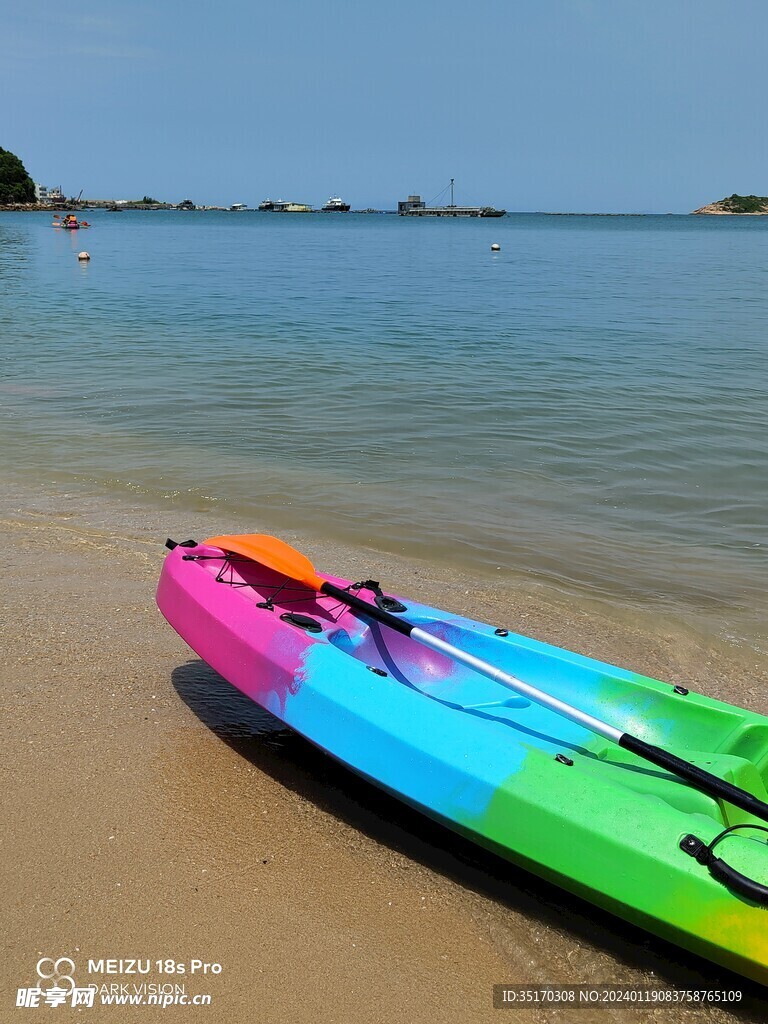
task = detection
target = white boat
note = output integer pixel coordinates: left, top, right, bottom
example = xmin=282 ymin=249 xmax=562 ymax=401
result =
xmin=321 ymin=196 xmax=350 ymax=212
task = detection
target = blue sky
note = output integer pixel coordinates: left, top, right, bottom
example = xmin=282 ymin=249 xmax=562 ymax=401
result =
xmin=4 ymin=1 xmax=767 ymax=211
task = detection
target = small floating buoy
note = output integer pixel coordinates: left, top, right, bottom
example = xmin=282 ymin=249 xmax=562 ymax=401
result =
xmin=77 ymin=251 xmax=90 ymax=261
xmin=491 ymin=243 xmax=501 ymax=252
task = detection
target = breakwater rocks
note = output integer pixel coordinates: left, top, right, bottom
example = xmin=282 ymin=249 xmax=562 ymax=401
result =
xmin=0 ymin=203 xmax=65 ymax=212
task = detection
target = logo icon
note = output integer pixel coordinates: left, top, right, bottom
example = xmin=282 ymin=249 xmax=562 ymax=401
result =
xmin=36 ymin=957 xmax=76 ymax=993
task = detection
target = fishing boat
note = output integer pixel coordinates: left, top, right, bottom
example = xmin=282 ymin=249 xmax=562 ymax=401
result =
xmin=157 ymin=533 xmax=768 ymax=984
xmin=321 ymin=196 xmax=351 ymax=212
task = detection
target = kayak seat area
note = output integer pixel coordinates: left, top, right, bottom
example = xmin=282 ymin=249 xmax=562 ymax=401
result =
xmin=716 ymin=723 xmax=768 ymax=783
xmin=327 ymin=624 xmax=534 ymax=710
xmin=327 ymin=620 xmax=768 ymax=827
xmin=598 ymin=746 xmax=768 ymax=825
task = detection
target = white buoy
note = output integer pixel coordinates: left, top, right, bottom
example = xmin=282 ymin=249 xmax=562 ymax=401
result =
xmin=77 ymin=251 xmax=91 ymax=261
xmin=491 ymin=243 xmax=501 ymax=252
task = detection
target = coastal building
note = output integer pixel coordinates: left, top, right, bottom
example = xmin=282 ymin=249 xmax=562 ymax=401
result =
xmin=398 ymin=195 xmax=426 ymax=214
xmin=35 ymin=184 xmax=65 ymax=204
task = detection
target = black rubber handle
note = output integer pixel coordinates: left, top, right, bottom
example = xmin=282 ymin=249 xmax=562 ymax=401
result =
xmin=708 ymin=856 xmax=768 ymax=906
xmin=166 ymin=538 xmax=198 ymax=550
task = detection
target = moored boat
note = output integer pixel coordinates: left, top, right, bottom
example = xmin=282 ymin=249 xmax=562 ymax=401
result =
xmin=321 ymin=196 xmax=351 ymax=212
xmin=157 ymin=533 xmax=768 ymax=984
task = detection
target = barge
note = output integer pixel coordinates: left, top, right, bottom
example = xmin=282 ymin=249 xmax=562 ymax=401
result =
xmin=398 ymin=179 xmax=505 ymax=217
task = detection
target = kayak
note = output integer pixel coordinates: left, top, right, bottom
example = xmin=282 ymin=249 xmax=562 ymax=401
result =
xmin=157 ymin=534 xmax=768 ymax=984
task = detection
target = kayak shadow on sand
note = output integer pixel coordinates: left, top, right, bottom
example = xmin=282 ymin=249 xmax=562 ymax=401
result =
xmin=171 ymin=659 xmax=766 ymax=1014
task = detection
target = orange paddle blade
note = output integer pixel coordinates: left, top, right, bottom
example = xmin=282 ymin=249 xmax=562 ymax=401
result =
xmin=203 ymin=533 xmax=326 ymax=591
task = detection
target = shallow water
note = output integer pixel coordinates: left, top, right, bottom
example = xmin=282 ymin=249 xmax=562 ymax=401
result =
xmin=1 ymin=210 xmax=766 ymax=650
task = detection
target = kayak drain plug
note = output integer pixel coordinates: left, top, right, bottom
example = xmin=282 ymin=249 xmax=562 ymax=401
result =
xmin=494 ymin=628 xmax=509 ymax=637
xmin=367 ymin=666 xmax=388 ymax=677
xmin=555 ymin=754 xmax=574 ymax=766
xmin=673 ymin=685 xmax=690 ymax=696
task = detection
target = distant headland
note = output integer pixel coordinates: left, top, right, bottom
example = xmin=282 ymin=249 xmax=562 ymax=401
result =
xmin=692 ymin=194 xmax=768 ymax=215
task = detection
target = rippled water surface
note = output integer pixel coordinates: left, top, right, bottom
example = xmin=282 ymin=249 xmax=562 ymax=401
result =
xmin=1 ymin=210 xmax=766 ymax=648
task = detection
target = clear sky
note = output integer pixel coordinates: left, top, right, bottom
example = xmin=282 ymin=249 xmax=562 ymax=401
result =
xmin=4 ymin=0 xmax=767 ymax=212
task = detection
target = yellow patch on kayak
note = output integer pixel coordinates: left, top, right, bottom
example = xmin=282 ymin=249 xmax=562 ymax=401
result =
xmin=690 ymin=899 xmax=768 ymax=984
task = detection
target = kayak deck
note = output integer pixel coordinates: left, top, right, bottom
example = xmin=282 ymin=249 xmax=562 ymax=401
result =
xmin=194 ymin=547 xmax=768 ymax=820
xmin=157 ymin=543 xmax=768 ymax=983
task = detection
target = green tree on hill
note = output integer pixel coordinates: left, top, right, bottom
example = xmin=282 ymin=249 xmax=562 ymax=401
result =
xmin=720 ymin=194 xmax=768 ymax=213
xmin=0 ymin=147 xmax=36 ymax=204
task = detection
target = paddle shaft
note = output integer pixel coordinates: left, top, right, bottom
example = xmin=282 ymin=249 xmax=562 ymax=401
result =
xmin=321 ymin=580 xmax=768 ymax=825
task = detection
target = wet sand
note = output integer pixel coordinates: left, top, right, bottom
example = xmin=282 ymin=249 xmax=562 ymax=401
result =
xmin=2 ymin=485 xmax=766 ymax=1022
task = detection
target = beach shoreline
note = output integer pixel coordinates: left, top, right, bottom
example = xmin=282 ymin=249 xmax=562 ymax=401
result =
xmin=3 ymin=476 xmax=767 ymax=1021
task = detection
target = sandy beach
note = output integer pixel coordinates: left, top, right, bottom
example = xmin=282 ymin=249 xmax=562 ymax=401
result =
xmin=4 ymin=0 xmax=768 ymax=1014
xmin=2 ymin=478 xmax=766 ymax=1023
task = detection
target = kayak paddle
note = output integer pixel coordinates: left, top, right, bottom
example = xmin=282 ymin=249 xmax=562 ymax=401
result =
xmin=201 ymin=533 xmax=768 ymax=826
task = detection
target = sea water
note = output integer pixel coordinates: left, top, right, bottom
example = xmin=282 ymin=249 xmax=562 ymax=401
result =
xmin=1 ymin=210 xmax=765 ymax=651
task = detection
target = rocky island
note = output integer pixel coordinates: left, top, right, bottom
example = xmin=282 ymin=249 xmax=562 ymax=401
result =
xmin=693 ymin=193 xmax=768 ymax=214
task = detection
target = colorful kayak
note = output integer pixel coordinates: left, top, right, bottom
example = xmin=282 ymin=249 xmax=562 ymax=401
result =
xmin=157 ymin=534 xmax=768 ymax=984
